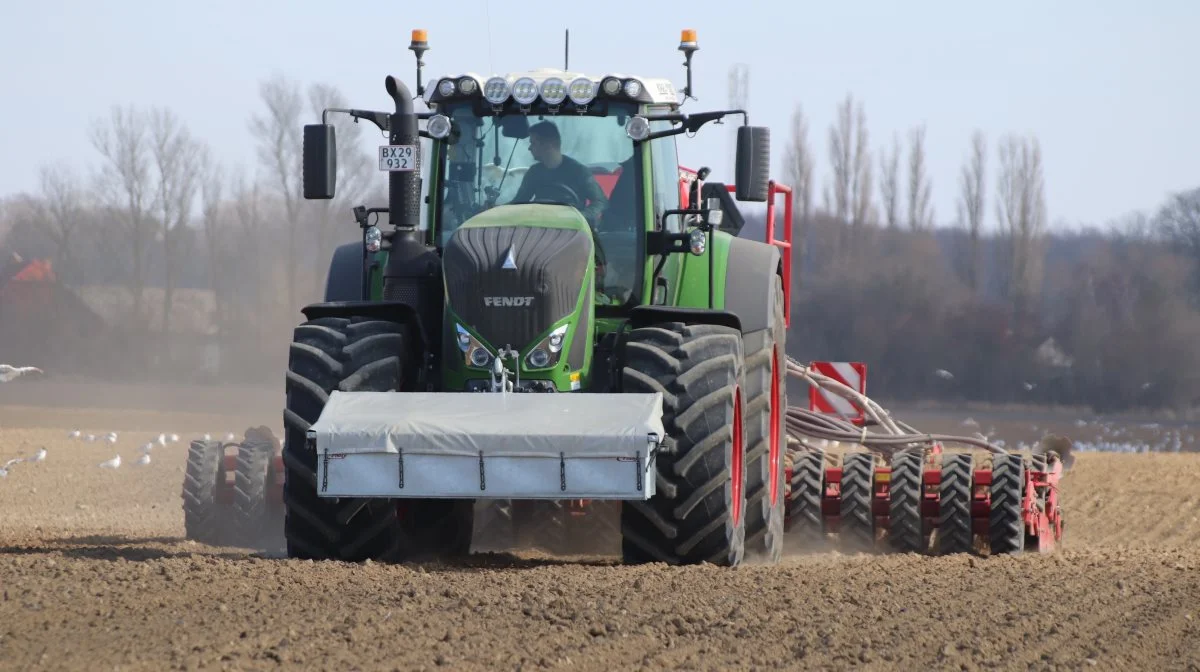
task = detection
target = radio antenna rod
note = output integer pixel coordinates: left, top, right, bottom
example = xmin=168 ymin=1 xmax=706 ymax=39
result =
xmin=564 ymin=29 xmax=569 ymax=69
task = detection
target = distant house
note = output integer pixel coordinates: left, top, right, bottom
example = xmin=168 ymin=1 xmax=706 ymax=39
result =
xmin=0 ymin=251 xmax=107 ymax=374
xmin=0 ymin=250 xmax=223 ymax=381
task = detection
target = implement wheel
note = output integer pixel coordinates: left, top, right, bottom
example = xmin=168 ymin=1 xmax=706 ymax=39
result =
xmin=233 ymin=426 xmax=285 ymax=552
xmin=937 ymin=453 xmax=975 ymax=555
xmin=888 ymin=450 xmax=926 ymax=554
xmin=619 ymin=322 xmax=748 ymax=567
xmin=839 ymin=452 xmax=877 ymax=552
xmin=182 ymin=439 xmax=233 ymax=546
xmin=785 ymin=447 xmax=826 ymax=546
xmin=988 ymin=453 xmax=1025 ymax=555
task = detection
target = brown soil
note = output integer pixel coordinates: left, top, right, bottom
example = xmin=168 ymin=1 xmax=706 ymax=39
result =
xmin=1 ymin=385 xmax=1199 ymax=671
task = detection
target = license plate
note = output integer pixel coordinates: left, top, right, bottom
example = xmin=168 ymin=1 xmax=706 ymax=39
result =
xmin=378 ymin=145 xmax=418 ymax=171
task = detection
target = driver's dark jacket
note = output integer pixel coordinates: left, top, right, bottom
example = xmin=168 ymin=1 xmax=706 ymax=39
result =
xmin=510 ymin=155 xmax=608 ymax=225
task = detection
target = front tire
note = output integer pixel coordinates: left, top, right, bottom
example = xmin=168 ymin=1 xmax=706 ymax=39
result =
xmin=282 ymin=316 xmax=474 ymax=563
xmin=619 ymin=323 xmax=748 ymax=566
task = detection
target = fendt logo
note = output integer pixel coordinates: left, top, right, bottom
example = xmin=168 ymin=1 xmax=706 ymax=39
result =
xmin=483 ymin=296 xmax=535 ymax=307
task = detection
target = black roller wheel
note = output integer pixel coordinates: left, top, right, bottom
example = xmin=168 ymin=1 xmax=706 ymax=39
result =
xmin=619 ymin=322 xmax=748 ymax=566
xmin=785 ymin=447 xmax=826 ymax=545
xmin=282 ymin=316 xmax=475 ymax=563
xmin=743 ymin=275 xmax=788 ymax=564
xmin=888 ymin=449 xmax=926 ymax=553
xmin=839 ymin=452 xmax=877 ymax=551
xmin=989 ymin=452 xmax=1025 ymax=555
xmin=233 ymin=425 xmax=284 ymax=552
xmin=182 ymin=439 xmax=231 ymax=546
xmin=937 ymin=453 xmax=975 ymax=555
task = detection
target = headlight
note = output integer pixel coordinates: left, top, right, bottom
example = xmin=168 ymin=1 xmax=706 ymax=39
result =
xmin=512 ymin=77 xmax=539 ymax=105
xmin=625 ymin=115 xmax=650 ymax=141
xmin=540 ymin=77 xmax=567 ymax=105
xmin=456 ymin=323 xmax=493 ymax=369
xmin=568 ymin=77 xmax=596 ymax=105
xmin=427 ymin=114 xmax=452 ymax=139
xmin=365 ymin=225 xmax=383 ymax=253
xmin=483 ymin=76 xmax=510 ymax=104
xmin=437 ymin=78 xmax=456 ymax=97
xmin=525 ymin=324 xmax=569 ymax=370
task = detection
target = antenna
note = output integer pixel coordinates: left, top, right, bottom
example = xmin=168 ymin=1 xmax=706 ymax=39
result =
xmin=564 ymin=29 xmax=569 ymax=70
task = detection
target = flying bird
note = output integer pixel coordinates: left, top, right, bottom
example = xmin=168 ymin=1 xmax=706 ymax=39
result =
xmin=0 ymin=365 xmax=43 ymax=382
xmin=933 ymin=369 xmax=954 ymax=380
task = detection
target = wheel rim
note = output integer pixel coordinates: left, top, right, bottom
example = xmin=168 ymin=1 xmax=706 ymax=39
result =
xmin=732 ymin=386 xmax=744 ymax=526
xmin=768 ymin=349 xmax=781 ymax=506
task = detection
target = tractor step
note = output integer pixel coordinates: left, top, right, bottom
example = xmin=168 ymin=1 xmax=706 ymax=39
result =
xmin=306 ymin=390 xmax=664 ymax=500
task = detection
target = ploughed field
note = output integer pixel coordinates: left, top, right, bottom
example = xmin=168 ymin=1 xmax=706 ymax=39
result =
xmin=1 ymin=382 xmax=1199 ymax=671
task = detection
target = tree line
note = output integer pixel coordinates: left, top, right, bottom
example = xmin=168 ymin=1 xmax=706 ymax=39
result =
xmin=2 ymin=81 xmax=1199 ymax=413
xmin=772 ymin=94 xmax=1200 ymax=414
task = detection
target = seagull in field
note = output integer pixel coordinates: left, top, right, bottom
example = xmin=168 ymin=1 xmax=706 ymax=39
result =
xmin=0 ymin=365 xmax=43 ymax=382
xmin=140 ymin=442 xmax=155 ymax=454
xmin=68 ymin=430 xmax=81 ymax=439
xmin=98 ymin=455 xmax=121 ymax=469
xmin=105 ymin=432 xmax=118 ymax=444
xmin=156 ymin=433 xmax=168 ymax=447
xmin=202 ymin=433 xmax=212 ymax=441
xmin=225 ymin=432 xmax=236 ymax=442
xmin=136 ymin=453 xmax=151 ymax=465
xmin=169 ymin=433 xmax=180 ymax=443
xmin=27 ymin=447 xmax=46 ymax=463
xmin=1 ymin=456 xmax=24 ymax=477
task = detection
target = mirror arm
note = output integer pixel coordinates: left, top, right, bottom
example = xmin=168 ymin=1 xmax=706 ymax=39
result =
xmin=321 ymin=108 xmax=436 ymax=134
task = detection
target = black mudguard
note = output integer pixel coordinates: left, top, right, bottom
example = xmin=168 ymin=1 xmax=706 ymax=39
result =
xmin=723 ymin=236 xmax=782 ymax=334
xmin=324 ymin=241 xmax=365 ymax=301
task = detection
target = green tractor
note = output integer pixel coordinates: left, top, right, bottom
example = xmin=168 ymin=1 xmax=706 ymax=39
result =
xmin=285 ymin=28 xmax=794 ymax=567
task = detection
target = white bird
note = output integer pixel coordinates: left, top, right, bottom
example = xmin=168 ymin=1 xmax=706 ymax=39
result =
xmin=934 ymin=369 xmax=954 ymax=380
xmin=225 ymin=432 xmax=236 ymax=442
xmin=1 ymin=456 xmax=23 ymax=476
xmin=1022 ymin=382 xmax=1036 ymax=391
xmin=0 ymin=364 xmax=43 ymax=383
xmin=27 ymin=447 xmax=46 ymax=462
xmin=140 ymin=442 xmax=155 ymax=454
xmin=98 ymin=455 xmax=121 ymax=469
xmin=202 ymin=433 xmax=212 ymax=441
xmin=68 ymin=430 xmax=81 ymax=439
xmin=136 ymin=453 xmax=151 ymax=465
xmin=85 ymin=434 xmax=96 ymax=442
xmin=105 ymin=434 xmax=118 ymax=444
xmin=169 ymin=433 xmax=180 ymax=443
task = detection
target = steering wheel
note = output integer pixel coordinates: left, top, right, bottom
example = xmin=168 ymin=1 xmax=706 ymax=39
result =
xmin=530 ymin=183 xmax=583 ymax=210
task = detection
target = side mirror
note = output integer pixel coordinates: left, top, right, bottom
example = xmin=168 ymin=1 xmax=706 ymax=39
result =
xmin=303 ymin=124 xmax=337 ymax=200
xmin=734 ymin=125 xmax=770 ymax=202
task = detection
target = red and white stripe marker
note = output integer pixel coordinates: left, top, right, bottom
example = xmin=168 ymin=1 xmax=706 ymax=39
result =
xmin=807 ymin=361 xmax=867 ymax=423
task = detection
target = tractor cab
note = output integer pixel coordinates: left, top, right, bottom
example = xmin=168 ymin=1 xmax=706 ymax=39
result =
xmin=423 ymin=68 xmax=686 ymax=307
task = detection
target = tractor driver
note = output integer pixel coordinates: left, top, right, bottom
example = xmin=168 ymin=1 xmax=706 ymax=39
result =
xmin=509 ymin=121 xmax=609 ymax=226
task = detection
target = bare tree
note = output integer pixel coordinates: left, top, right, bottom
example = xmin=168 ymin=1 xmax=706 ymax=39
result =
xmin=89 ymin=104 xmax=152 ymax=324
xmin=199 ymin=148 xmax=227 ymax=336
xmin=783 ymin=104 xmax=814 ymax=288
xmin=878 ymin=133 xmax=901 ymax=229
xmin=824 ymin=94 xmax=871 ymax=255
xmin=148 ymin=107 xmax=202 ymax=344
xmin=849 ymin=103 xmax=874 ymax=240
xmin=957 ymin=131 xmax=987 ymax=290
xmin=995 ymin=133 xmax=1047 ymax=318
xmin=907 ymin=124 xmax=934 ymax=230
xmin=249 ymin=74 xmax=303 ymax=312
xmin=35 ymin=162 xmax=88 ymax=285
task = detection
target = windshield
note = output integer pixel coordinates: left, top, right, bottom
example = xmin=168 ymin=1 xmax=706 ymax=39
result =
xmin=435 ymin=102 xmax=645 ymax=305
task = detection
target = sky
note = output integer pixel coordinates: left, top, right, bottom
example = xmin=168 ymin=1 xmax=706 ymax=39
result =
xmin=1 ymin=0 xmax=1197 ymax=230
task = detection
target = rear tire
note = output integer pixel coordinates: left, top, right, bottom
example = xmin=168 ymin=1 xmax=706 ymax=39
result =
xmin=619 ymin=322 xmax=748 ymax=566
xmin=743 ymin=275 xmax=788 ymax=563
xmin=282 ymin=315 xmax=474 ymax=563
xmin=182 ymin=439 xmax=230 ymax=546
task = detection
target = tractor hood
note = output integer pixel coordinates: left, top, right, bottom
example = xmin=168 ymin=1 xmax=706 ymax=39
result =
xmin=442 ymin=203 xmax=594 ymax=369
